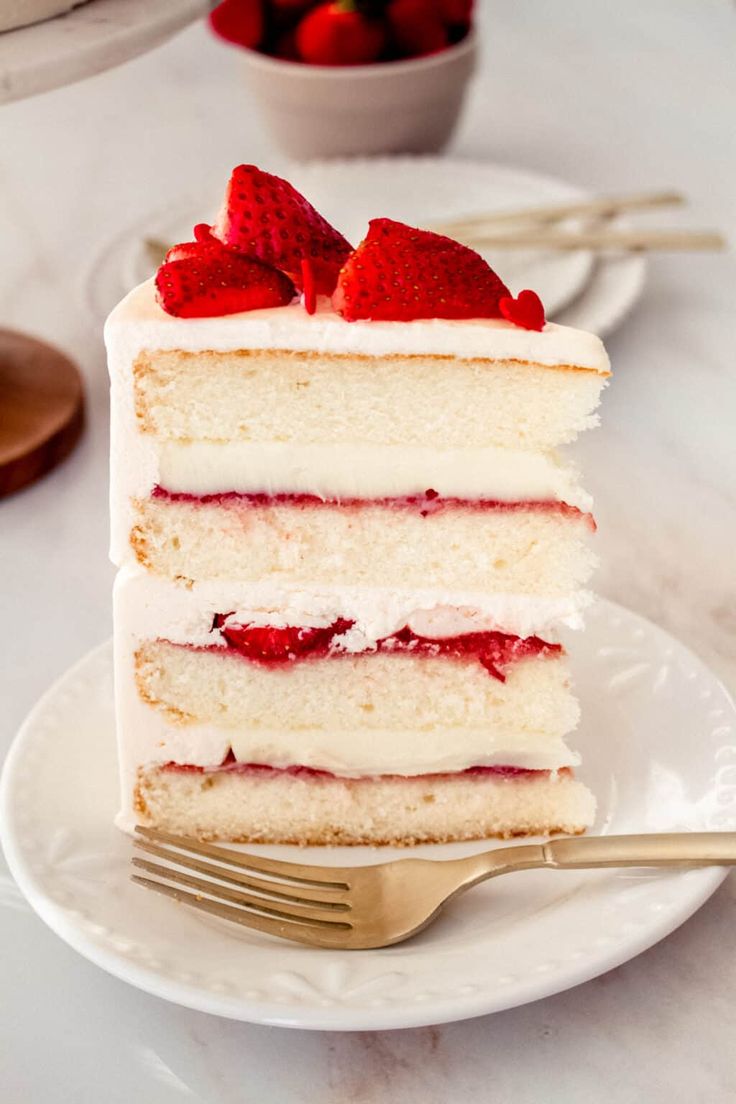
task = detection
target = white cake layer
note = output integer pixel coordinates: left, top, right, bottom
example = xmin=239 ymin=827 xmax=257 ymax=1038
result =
xmin=114 ymin=565 xmax=591 ymax=646
xmin=130 ymin=350 xmax=606 ymax=452
xmin=129 ymin=766 xmax=596 ymax=843
xmin=105 ymin=281 xmax=610 ymax=370
xmin=131 ymin=496 xmax=595 ymax=597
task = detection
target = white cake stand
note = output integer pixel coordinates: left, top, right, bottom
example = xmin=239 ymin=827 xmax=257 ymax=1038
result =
xmin=0 ymin=0 xmax=206 ymax=495
xmin=0 ymin=0 xmax=207 ymax=104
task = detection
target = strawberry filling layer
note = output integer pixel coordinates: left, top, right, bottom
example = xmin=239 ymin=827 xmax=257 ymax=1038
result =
xmin=152 ymin=485 xmax=593 ymax=524
xmin=162 ymin=754 xmax=570 ymax=784
xmin=204 ymin=618 xmax=562 ymax=681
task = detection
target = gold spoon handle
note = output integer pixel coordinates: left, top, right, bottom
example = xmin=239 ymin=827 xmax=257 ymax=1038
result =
xmin=451 ymin=229 xmax=726 ymax=252
xmin=431 ymin=190 xmax=686 ymax=234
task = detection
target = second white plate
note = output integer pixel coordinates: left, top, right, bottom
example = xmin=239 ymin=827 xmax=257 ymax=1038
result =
xmin=1 ymin=599 xmax=734 ymax=1030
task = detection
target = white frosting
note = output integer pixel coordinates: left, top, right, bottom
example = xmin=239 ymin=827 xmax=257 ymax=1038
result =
xmin=155 ymin=439 xmax=592 ymax=508
xmin=104 ymin=279 xmax=610 ymax=371
xmin=113 ymin=566 xmax=591 ymax=647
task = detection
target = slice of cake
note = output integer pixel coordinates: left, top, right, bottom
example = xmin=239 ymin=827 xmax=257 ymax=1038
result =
xmin=106 ymin=165 xmax=609 ymax=844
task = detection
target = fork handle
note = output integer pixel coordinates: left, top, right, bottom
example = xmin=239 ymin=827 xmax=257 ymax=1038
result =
xmin=445 ymin=833 xmax=736 ymax=901
xmin=542 ymin=832 xmax=736 ymax=869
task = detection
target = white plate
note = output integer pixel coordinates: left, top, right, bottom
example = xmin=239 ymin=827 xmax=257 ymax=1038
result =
xmin=82 ymin=158 xmax=646 ymax=336
xmin=1 ymin=599 xmax=734 ymax=1031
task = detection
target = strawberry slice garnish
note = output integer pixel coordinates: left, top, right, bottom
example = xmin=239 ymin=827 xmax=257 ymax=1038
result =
xmin=499 ymin=289 xmax=546 ymax=331
xmin=332 ymin=218 xmax=510 ymax=322
xmin=155 ymin=239 xmax=295 ymax=318
xmin=218 ymin=618 xmax=354 ymax=662
xmin=211 ymin=164 xmax=352 ymax=295
xmin=301 ymin=258 xmax=317 ymax=315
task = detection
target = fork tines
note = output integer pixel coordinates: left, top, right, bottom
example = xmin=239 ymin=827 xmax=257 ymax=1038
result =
xmin=131 ymin=825 xmax=354 ymax=948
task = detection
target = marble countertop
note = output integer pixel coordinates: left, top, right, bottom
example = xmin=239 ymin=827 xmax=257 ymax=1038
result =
xmin=1 ymin=1 xmax=735 ymax=1099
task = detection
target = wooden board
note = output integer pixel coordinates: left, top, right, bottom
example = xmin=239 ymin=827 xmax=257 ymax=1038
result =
xmin=0 ymin=329 xmax=84 ymax=498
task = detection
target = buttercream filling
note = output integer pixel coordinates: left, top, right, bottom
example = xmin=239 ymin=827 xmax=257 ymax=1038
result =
xmin=154 ymin=440 xmax=593 ymax=510
xmin=129 ymin=714 xmax=579 ymax=777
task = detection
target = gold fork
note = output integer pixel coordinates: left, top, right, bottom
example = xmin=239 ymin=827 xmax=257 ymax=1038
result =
xmin=132 ymin=827 xmax=736 ymax=950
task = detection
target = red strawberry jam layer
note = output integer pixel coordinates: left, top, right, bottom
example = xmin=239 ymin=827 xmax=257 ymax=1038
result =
xmin=205 ymin=617 xmax=561 ymax=682
xmin=162 ymin=754 xmax=571 ymax=784
xmin=152 ymin=484 xmax=593 ymax=524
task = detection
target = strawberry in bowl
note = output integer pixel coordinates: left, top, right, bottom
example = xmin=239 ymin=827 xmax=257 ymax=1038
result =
xmin=208 ymin=0 xmax=477 ymax=158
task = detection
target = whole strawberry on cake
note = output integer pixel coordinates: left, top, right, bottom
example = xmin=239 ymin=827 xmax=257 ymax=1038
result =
xmin=105 ymin=164 xmax=610 ymax=844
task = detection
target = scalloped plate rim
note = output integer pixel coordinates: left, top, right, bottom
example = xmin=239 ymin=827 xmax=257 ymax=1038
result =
xmin=0 ymin=599 xmax=732 ymax=1031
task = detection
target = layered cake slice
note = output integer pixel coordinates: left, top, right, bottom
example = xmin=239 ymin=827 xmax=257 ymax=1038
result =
xmin=106 ymin=165 xmax=609 ymax=844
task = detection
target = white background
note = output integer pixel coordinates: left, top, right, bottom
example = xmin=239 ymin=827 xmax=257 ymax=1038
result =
xmin=1 ymin=1 xmax=735 ymax=1099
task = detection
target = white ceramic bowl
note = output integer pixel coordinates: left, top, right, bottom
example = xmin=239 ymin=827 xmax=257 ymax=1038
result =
xmin=239 ymin=30 xmax=477 ymax=160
